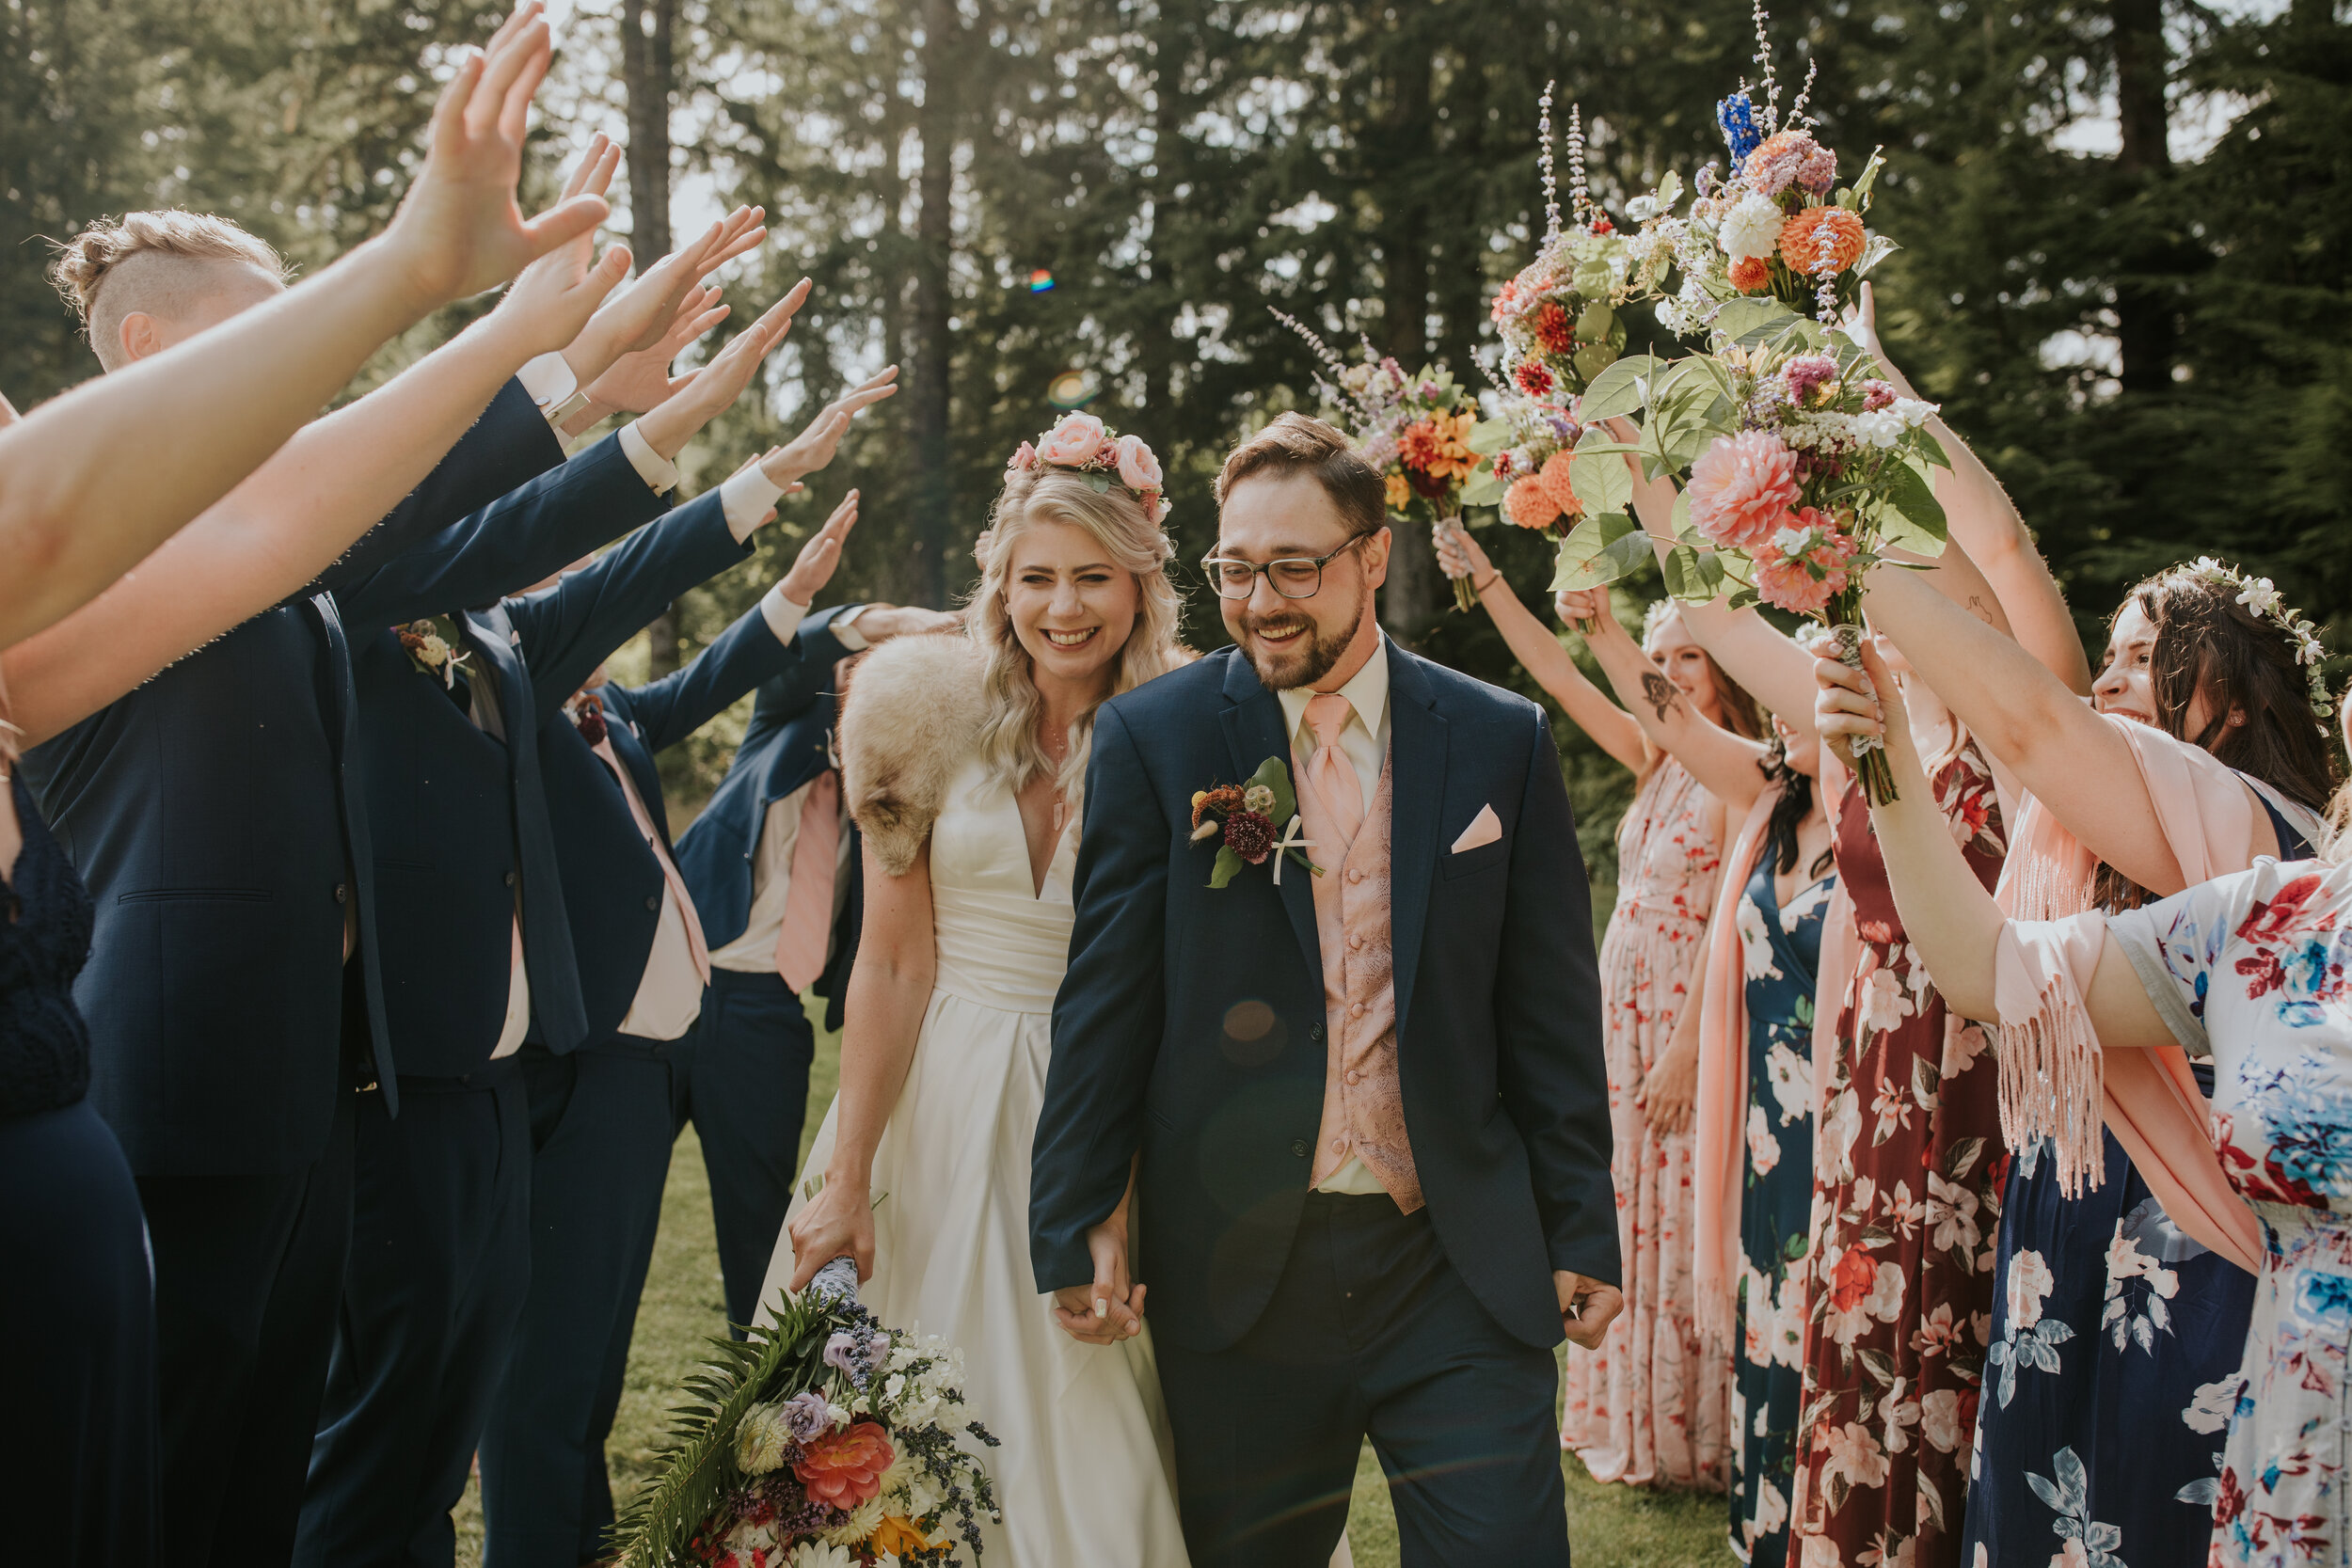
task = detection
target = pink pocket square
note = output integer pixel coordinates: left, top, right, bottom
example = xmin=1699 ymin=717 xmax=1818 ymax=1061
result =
xmin=1450 ymin=804 xmax=1502 ymax=853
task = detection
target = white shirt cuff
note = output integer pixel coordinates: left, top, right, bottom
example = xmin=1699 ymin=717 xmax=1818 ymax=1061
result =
xmin=616 ymin=422 xmax=680 ymax=496
xmin=516 ymin=353 xmax=578 ymax=420
xmin=719 ymin=464 xmax=787 ymax=543
xmin=759 ymin=583 xmax=809 ymax=645
xmin=833 ymin=604 xmax=871 ymax=652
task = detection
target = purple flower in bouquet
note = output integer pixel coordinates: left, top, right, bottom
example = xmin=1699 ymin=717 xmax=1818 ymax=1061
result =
xmin=823 ymin=1329 xmax=889 ymax=1378
xmin=781 ymin=1390 xmax=834 ymax=1444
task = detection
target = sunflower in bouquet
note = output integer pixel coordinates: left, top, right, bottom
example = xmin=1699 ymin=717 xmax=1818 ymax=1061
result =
xmin=609 ymin=1259 xmax=1000 ymax=1567
xmin=1270 ymin=309 xmax=1483 ymax=610
xmin=1549 ymin=8 xmax=1949 ymax=803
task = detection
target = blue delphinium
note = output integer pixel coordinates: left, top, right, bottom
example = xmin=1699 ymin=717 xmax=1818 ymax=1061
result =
xmin=1717 ymin=90 xmax=1761 ymax=166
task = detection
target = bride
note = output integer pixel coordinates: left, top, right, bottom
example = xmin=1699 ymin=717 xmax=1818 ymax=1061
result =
xmin=762 ymin=415 xmax=1191 ymax=1564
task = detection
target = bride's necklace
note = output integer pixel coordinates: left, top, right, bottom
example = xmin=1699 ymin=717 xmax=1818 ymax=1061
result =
xmin=1041 ymin=725 xmax=1070 ymax=834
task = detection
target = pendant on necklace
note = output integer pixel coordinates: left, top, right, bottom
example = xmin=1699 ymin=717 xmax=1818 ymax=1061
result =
xmin=1052 ymin=793 xmax=1067 ymax=833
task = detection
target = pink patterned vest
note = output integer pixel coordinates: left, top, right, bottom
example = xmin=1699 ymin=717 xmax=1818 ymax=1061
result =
xmin=1295 ymin=744 xmax=1422 ymax=1212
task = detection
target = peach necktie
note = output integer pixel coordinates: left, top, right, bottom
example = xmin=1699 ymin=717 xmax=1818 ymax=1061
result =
xmin=1303 ymin=691 xmax=1363 ymax=847
xmin=772 ymin=770 xmax=841 ymax=992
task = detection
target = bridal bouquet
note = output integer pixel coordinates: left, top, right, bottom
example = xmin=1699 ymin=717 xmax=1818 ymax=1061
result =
xmin=609 ymin=1259 xmax=1000 ymax=1568
xmin=1270 ymin=309 xmax=1484 ymax=610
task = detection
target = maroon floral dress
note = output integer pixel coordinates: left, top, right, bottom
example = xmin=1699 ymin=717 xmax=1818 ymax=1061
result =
xmin=1788 ymin=744 xmax=2007 ymax=1568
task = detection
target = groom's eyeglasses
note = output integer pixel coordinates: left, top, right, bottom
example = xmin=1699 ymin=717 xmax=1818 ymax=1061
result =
xmin=1200 ymin=535 xmax=1368 ymax=601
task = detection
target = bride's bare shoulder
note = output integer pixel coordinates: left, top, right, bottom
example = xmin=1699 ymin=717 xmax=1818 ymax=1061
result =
xmin=840 ymin=631 xmax=990 ymax=877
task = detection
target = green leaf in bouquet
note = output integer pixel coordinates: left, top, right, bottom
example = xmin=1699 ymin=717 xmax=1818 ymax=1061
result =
xmin=1671 ymin=488 xmax=1695 ymax=542
xmin=1575 ymin=301 xmax=1615 ymax=343
xmin=1879 ymin=458 xmax=1949 ymax=554
xmin=1713 ymin=297 xmax=1800 ymax=346
xmin=1661 ymin=543 xmax=1727 ymax=603
xmin=1572 ymin=261 xmax=1616 ymax=299
xmin=1467 ymin=418 xmax=1516 ymax=456
xmin=1461 ymin=467 xmax=1506 ymax=508
xmin=1570 ymin=427 xmax=1634 ymax=515
xmin=1656 ymin=169 xmax=1684 ymax=212
xmin=1578 ymin=355 xmax=1660 ymax=422
xmin=1551 ymin=511 xmax=1648 ymax=592
xmin=1573 ymin=341 xmax=1620 ymax=383
xmin=1208 ymin=846 xmax=1248 ymax=890
xmin=1727 ymin=585 xmax=1762 ymax=610
xmin=1914 ymin=426 xmax=1952 ymax=469
xmin=1854 ymin=232 xmax=1900 ymax=278
xmin=1845 ymin=149 xmax=1886 ymax=212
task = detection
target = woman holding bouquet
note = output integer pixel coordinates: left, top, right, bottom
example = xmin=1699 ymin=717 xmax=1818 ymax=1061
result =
xmin=764 ymin=416 xmax=1194 ymax=1564
xmin=1819 ymin=638 xmax=2352 ymax=1568
xmin=1440 ymin=527 xmax=1758 ymax=1491
xmin=1823 ymin=553 xmax=2333 ymax=1568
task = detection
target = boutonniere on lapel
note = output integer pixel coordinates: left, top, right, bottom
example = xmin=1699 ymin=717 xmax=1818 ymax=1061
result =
xmin=394 ymin=617 xmax=470 ymax=689
xmin=1191 ymin=757 xmax=1322 ymax=888
xmin=568 ymin=690 xmax=608 ymax=746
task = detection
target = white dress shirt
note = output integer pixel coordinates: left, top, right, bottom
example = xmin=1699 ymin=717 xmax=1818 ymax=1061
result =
xmin=462 ymin=645 xmax=534 ymax=1059
xmin=1275 ymin=635 xmax=1394 ymax=1196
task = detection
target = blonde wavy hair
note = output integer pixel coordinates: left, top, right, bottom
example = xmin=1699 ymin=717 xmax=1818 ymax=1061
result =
xmin=967 ymin=465 xmax=1184 ymax=800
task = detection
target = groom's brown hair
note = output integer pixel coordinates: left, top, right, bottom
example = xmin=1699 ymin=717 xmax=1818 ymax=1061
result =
xmin=1214 ymin=412 xmax=1386 ymax=540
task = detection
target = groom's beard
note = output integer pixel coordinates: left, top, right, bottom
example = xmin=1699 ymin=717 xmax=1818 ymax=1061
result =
xmin=1239 ymin=590 xmax=1366 ymax=692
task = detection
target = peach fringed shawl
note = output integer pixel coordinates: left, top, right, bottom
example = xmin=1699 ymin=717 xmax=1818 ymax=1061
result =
xmin=1990 ymin=712 xmax=2320 ymax=1276
xmin=1692 ymin=784 xmax=1781 ymax=1350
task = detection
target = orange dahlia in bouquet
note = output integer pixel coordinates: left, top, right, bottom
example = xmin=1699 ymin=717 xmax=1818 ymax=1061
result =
xmin=609 ymin=1259 xmax=999 ymax=1567
xmin=1271 ymin=308 xmax=1489 ymax=610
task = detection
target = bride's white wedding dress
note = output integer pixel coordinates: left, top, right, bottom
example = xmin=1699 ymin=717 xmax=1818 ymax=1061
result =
xmin=757 ymin=755 xmax=1189 ymax=1566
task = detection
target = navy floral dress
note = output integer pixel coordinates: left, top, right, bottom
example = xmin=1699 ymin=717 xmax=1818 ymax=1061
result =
xmin=1732 ymin=858 xmax=1835 ymax=1567
xmin=1960 ymin=801 xmax=2313 ymax=1568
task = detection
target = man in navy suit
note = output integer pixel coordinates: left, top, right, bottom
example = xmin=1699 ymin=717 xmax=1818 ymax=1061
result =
xmin=673 ymin=597 xmax=951 ymax=1331
xmin=478 ymin=469 xmax=890 ymax=1565
xmin=294 ymin=343 xmax=853 ymax=1564
xmin=1028 ymin=414 xmax=1624 ymax=1567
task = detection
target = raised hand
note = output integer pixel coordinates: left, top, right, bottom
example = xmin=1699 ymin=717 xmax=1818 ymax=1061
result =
xmin=1556 ymin=1271 xmax=1625 ymax=1352
xmin=564 ymin=286 xmax=732 ymax=430
xmin=564 ymin=205 xmax=770 ymax=414
xmin=377 ymin=3 xmax=608 ymax=309
xmin=485 ymin=136 xmax=631 ymax=360
xmin=775 ymin=490 xmax=862 ymax=602
xmin=1839 ymin=280 xmax=1919 ymax=400
xmin=756 ymin=367 xmax=901 ymax=491
xmin=632 ymin=281 xmax=812 ymax=460
xmin=1554 ymin=585 xmax=1610 ymax=632
xmin=1813 ymin=637 xmax=1894 ymax=768
xmin=1435 ymin=520 xmax=1491 ymax=587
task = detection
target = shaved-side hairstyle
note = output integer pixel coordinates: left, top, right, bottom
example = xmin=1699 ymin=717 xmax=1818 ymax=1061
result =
xmin=49 ymin=210 xmax=291 ymax=371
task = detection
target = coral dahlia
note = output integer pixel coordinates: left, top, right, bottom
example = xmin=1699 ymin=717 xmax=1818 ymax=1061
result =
xmin=1685 ymin=431 xmax=1801 ymax=551
xmin=1777 ymin=206 xmax=1867 ymax=277
xmin=790 ymin=1422 xmax=894 ymax=1510
xmin=1728 ymin=256 xmax=1770 ymax=293
xmin=1504 ymin=474 xmax=1563 ymax=531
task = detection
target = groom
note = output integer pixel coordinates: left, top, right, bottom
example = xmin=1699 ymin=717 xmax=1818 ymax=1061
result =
xmin=1031 ymin=412 xmax=1623 ymax=1565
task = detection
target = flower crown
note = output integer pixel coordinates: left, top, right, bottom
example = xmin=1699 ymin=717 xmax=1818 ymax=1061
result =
xmin=1006 ymin=412 xmax=1168 ymax=528
xmin=2183 ymin=556 xmax=2335 ymax=720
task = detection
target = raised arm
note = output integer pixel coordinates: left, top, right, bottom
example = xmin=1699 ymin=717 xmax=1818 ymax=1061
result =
xmin=1850 ymin=560 xmax=2185 ymax=895
xmin=1437 ymin=525 xmax=1647 ymax=775
xmin=0 ymin=5 xmax=604 ymax=648
xmin=1566 ymin=586 xmax=1771 ymax=814
xmin=1820 ymin=637 xmax=2171 ymax=1050
xmin=1845 ymin=282 xmax=2091 ymax=695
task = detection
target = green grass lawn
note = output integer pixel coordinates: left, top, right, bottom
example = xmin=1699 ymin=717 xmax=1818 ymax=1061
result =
xmin=452 ymin=1008 xmax=1728 ymax=1566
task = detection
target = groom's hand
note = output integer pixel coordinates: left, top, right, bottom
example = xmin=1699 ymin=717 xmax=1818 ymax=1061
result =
xmin=1051 ymin=1218 xmax=1145 ymax=1346
xmin=1556 ymin=1270 xmax=1624 ymax=1352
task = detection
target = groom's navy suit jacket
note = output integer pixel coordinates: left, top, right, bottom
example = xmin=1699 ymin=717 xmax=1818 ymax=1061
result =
xmin=672 ymin=603 xmax=864 ymax=1026
xmin=522 ymin=508 xmax=803 ymax=1043
xmin=1031 ymin=641 xmax=1618 ymax=1354
xmin=347 ymin=435 xmax=683 ymax=1075
xmin=21 ymin=380 xmax=566 ymax=1173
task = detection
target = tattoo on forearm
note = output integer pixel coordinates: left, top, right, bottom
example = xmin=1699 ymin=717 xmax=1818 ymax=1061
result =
xmin=1967 ymin=594 xmax=1995 ymax=627
xmin=1641 ymin=671 xmax=1679 ymax=721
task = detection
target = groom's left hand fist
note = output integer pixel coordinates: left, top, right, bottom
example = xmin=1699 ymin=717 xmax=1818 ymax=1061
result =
xmin=1556 ymin=1271 xmax=1623 ymax=1352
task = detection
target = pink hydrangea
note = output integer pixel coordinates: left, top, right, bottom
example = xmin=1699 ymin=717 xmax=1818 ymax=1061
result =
xmin=1782 ymin=353 xmax=1840 ymax=405
xmin=1752 ymin=508 xmax=1858 ymax=616
xmin=1686 ymin=430 xmax=1801 ymax=551
xmin=1860 ymin=379 xmax=1897 ymax=412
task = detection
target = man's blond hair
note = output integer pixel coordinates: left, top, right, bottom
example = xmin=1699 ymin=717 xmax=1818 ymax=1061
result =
xmin=48 ymin=210 xmax=291 ymax=370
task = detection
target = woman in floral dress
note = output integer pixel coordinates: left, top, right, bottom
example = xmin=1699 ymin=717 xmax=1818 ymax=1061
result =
xmin=1788 ymin=722 xmax=2008 ymax=1568
xmin=1442 ymin=529 xmax=1766 ymax=1491
xmin=1822 ymin=639 xmax=2352 ymax=1568
xmin=1842 ymin=560 xmax=2336 ymax=1568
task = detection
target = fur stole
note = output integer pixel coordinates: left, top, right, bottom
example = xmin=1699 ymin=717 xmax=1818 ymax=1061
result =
xmin=839 ymin=630 xmax=990 ymax=876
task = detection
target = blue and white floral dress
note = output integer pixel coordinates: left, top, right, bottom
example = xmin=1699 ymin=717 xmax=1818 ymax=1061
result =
xmin=2092 ymin=855 xmax=2352 ymax=1568
xmin=1731 ymin=859 xmax=1834 ymax=1568
xmin=1963 ymin=808 xmax=2316 ymax=1568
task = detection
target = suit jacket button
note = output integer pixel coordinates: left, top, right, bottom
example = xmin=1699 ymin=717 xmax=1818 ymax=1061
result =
xmin=645 ymin=894 xmax=660 ymax=911
xmin=504 ymin=871 xmax=517 ymax=887
xmin=333 ymin=882 xmax=349 ymax=904
xmin=1310 ymin=1022 xmax=1326 ymax=1042
xmin=1290 ymin=1139 xmax=1310 ymax=1158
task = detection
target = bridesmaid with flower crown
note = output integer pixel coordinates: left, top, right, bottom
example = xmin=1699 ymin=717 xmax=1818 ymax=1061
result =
xmin=1442 ymin=527 xmax=1763 ymax=1493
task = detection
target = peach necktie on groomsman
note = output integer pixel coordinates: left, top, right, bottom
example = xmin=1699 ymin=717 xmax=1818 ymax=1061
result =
xmin=773 ymin=770 xmax=841 ymax=992
xmin=591 ymin=735 xmax=711 ymax=986
xmin=1303 ymin=691 xmax=1363 ymax=847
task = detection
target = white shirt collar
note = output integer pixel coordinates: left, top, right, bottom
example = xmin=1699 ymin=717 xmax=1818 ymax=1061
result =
xmin=1277 ymin=631 xmax=1391 ymax=742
